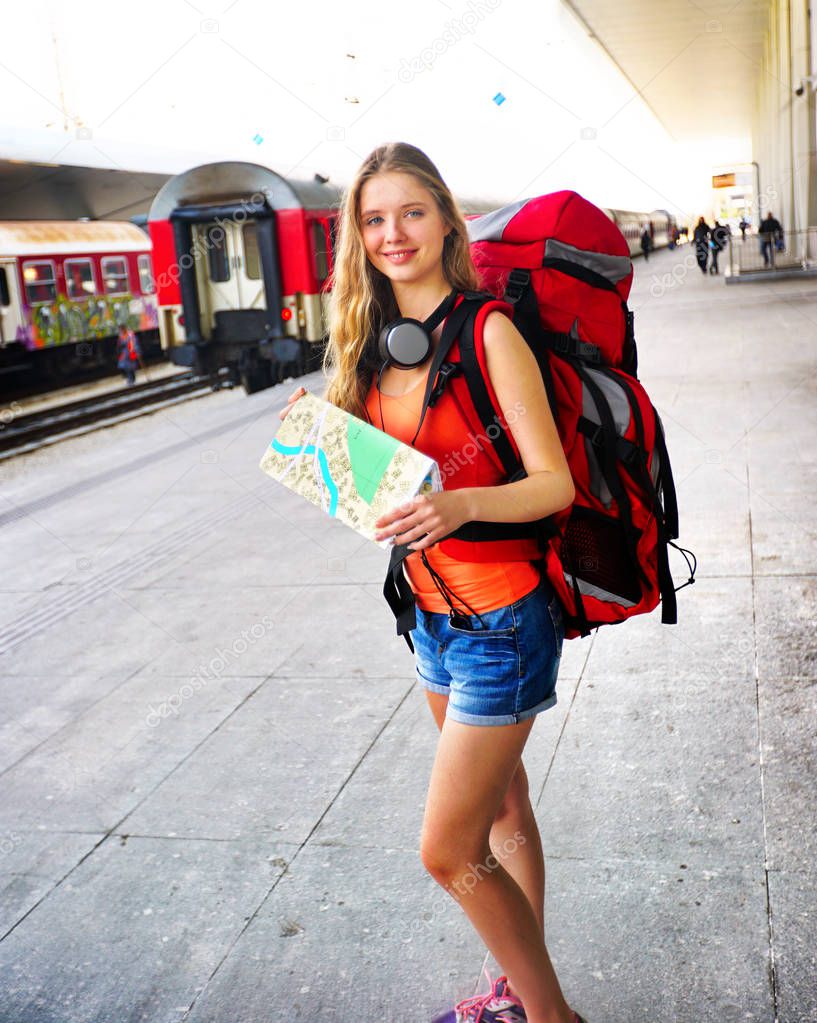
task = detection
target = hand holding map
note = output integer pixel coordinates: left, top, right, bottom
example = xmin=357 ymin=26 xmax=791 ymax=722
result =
xmin=260 ymin=391 xmax=442 ymax=548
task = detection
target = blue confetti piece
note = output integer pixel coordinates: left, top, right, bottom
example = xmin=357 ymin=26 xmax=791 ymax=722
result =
xmin=493 ymin=92 xmax=506 ymax=106
xmin=252 ymin=133 xmax=264 ymax=145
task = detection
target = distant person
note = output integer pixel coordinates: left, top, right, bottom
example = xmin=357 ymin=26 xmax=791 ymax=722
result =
xmin=116 ymin=324 xmax=142 ymax=386
xmin=640 ymin=226 xmax=652 ymax=261
xmin=693 ymin=217 xmax=711 ymax=274
xmin=759 ymin=212 xmax=783 ymax=266
xmin=709 ymin=220 xmax=729 ymax=275
xmin=739 ymin=217 xmax=749 ymax=240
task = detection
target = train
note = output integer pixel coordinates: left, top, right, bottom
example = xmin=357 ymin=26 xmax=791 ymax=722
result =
xmin=606 ymin=208 xmax=675 ymax=251
xmin=147 ymin=161 xmax=677 ymax=393
xmin=147 ymin=161 xmax=341 ymax=393
xmin=0 ymin=220 xmax=160 ymax=383
xmin=0 ymin=160 xmax=677 ymax=393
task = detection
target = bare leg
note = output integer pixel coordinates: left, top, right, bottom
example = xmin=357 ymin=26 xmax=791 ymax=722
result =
xmin=426 ymin=692 xmax=546 ymax=938
xmin=420 ymin=695 xmax=573 ymax=1023
xmin=489 ymin=760 xmax=546 ymax=941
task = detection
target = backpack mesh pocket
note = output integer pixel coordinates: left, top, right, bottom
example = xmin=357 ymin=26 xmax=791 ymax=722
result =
xmin=560 ymin=504 xmax=642 ymax=605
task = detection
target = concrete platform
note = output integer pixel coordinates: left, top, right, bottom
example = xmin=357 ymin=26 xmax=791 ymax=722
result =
xmin=0 ymin=244 xmax=815 ymax=1022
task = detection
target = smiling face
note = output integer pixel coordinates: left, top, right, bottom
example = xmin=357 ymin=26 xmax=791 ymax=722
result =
xmin=358 ymin=171 xmax=451 ymax=289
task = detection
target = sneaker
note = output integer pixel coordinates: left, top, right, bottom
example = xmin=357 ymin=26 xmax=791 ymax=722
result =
xmin=431 ymin=971 xmax=527 ymax=1022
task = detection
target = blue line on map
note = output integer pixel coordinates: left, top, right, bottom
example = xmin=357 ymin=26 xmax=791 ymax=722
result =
xmin=272 ymin=439 xmax=339 ymax=516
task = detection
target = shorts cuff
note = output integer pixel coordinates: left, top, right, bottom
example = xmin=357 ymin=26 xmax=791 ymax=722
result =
xmin=416 ymin=670 xmax=450 ymax=695
xmin=446 ymin=692 xmax=558 ymax=727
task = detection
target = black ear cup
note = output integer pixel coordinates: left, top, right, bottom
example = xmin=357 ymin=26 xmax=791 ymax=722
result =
xmin=377 ymin=318 xmax=432 ymax=369
xmin=376 ymin=289 xmax=459 ymax=372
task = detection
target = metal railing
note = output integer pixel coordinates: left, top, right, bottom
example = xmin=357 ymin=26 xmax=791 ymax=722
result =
xmin=727 ymin=228 xmax=817 ymax=277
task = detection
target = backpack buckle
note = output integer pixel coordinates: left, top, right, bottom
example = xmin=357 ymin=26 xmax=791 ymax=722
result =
xmin=504 ymin=269 xmax=531 ymax=304
xmin=587 ymin=422 xmax=603 ymax=447
xmin=428 ymin=361 xmax=462 ymax=407
xmin=576 ymin=340 xmax=602 ymax=364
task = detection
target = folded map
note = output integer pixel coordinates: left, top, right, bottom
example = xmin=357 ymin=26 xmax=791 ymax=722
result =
xmin=259 ymin=391 xmax=441 ymax=548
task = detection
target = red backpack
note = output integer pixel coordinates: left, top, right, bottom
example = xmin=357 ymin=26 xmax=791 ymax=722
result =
xmin=463 ymin=190 xmax=696 ymax=638
xmin=382 ymin=191 xmax=696 ymax=647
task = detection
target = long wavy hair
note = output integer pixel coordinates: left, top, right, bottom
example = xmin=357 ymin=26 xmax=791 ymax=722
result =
xmin=323 ymin=142 xmax=481 ymax=419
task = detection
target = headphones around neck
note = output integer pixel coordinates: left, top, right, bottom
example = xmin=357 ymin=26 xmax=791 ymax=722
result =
xmin=374 ymin=288 xmax=459 ymax=436
xmin=377 ymin=289 xmax=458 ymax=371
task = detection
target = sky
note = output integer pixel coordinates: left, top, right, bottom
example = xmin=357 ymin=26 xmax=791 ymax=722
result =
xmin=0 ymin=0 xmax=745 ymax=219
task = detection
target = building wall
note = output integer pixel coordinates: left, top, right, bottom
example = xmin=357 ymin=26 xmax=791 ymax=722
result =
xmin=754 ymin=0 xmax=817 ymax=232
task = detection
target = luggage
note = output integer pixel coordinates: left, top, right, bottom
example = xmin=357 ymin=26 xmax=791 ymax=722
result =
xmin=383 ymin=190 xmax=696 ymax=646
xmin=464 ymin=190 xmax=696 ymax=638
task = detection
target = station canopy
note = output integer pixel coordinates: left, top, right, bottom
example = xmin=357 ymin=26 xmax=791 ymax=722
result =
xmin=564 ymin=0 xmax=771 ymax=140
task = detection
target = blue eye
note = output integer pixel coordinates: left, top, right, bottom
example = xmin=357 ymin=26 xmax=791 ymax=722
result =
xmin=364 ymin=209 xmax=423 ymax=226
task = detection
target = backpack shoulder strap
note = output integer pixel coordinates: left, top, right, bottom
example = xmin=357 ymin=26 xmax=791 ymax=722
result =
xmin=456 ymin=298 xmax=527 ymax=482
xmin=411 ymin=291 xmax=493 ymax=445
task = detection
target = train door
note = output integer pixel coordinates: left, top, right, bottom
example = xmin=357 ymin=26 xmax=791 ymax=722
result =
xmin=0 ymin=260 xmax=23 ymax=348
xmin=193 ymin=220 xmax=265 ymax=334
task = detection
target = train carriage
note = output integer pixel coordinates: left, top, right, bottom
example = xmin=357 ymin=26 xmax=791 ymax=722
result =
xmin=606 ymin=207 xmax=676 ymax=253
xmin=147 ymin=161 xmax=342 ymax=393
xmin=146 ymin=160 xmax=676 ymax=395
xmin=0 ymin=221 xmax=158 ymax=381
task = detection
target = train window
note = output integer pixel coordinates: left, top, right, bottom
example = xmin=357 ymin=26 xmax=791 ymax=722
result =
xmin=137 ymin=254 xmax=155 ymax=294
xmin=0 ymin=267 xmax=8 ymax=306
xmin=205 ymin=224 xmax=230 ymax=282
xmin=65 ymin=258 xmax=96 ymax=300
xmin=312 ymin=221 xmax=329 ymax=283
xmin=242 ymin=222 xmax=261 ymax=280
xmin=102 ymin=256 xmax=130 ymax=294
xmin=22 ymin=261 xmax=57 ymax=305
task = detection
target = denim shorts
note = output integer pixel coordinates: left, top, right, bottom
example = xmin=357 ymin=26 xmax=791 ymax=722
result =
xmin=412 ymin=576 xmax=566 ymax=727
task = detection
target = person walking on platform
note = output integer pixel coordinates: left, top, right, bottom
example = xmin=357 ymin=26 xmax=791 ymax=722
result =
xmin=739 ymin=217 xmax=749 ymax=241
xmin=640 ymin=225 xmax=652 ymax=261
xmin=709 ymin=220 xmax=729 ymax=275
xmin=693 ymin=216 xmax=711 ymax=274
xmin=278 ymin=142 xmax=584 ymax=1023
xmin=116 ymin=323 xmax=142 ymax=386
xmin=759 ymin=212 xmax=783 ymax=266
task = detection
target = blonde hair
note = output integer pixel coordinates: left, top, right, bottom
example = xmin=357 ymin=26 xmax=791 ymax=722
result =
xmin=323 ymin=142 xmax=481 ymax=419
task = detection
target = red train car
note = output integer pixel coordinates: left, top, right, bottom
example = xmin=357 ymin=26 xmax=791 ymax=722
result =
xmin=147 ymin=161 xmax=342 ymax=392
xmin=0 ymin=221 xmax=158 ymax=381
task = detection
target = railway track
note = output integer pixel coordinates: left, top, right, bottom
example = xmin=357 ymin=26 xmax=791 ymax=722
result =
xmin=0 ymin=370 xmax=231 ymax=459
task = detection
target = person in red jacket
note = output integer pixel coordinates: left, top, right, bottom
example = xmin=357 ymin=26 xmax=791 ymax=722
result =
xmin=116 ymin=323 xmax=142 ymax=386
xmin=279 ymin=142 xmax=582 ymax=1023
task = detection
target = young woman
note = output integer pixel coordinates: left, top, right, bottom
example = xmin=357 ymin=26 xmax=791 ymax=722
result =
xmin=279 ymin=142 xmax=585 ymax=1023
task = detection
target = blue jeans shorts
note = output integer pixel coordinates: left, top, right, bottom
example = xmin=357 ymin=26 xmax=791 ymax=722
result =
xmin=412 ymin=576 xmax=566 ymax=727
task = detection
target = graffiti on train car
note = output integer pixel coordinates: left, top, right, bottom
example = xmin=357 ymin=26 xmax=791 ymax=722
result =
xmin=15 ymin=295 xmax=159 ymax=350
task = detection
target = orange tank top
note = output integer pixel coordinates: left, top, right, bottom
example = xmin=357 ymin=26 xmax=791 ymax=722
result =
xmin=364 ymin=371 xmax=540 ymax=615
